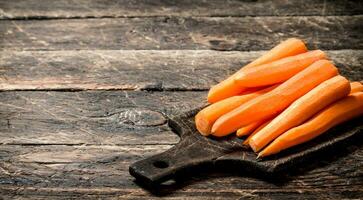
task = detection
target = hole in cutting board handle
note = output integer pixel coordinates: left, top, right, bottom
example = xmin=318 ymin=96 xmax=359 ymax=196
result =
xmin=153 ymin=160 xmax=169 ymax=168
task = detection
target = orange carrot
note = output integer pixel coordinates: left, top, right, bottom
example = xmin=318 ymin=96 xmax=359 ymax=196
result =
xmin=195 ymin=85 xmax=278 ymax=136
xmin=236 ymin=120 xmax=264 ymax=137
xmin=243 ymin=38 xmax=307 ymax=69
xmin=211 ymin=60 xmax=338 ymax=136
xmin=249 ymin=75 xmax=350 ymax=152
xmin=234 ymin=50 xmax=326 ymax=87
xmin=238 ymin=85 xmax=272 ymax=95
xmin=243 ymin=119 xmax=272 ymax=146
xmin=350 ymin=81 xmax=363 ymax=93
xmin=207 ymin=38 xmax=307 ymax=103
xmin=258 ymin=92 xmax=363 ymax=158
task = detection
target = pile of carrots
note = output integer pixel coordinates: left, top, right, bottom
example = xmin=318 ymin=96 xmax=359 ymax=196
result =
xmin=195 ymin=38 xmax=363 ymax=158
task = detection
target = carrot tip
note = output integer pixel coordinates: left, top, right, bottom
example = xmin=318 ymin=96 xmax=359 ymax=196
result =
xmin=200 ymin=132 xmax=210 ymax=136
xmin=195 ymin=113 xmax=212 ymax=136
xmin=257 ymin=150 xmax=267 ymax=158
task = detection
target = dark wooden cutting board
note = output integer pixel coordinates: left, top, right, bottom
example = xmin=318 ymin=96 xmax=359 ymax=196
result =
xmin=129 ymin=107 xmax=363 ymax=185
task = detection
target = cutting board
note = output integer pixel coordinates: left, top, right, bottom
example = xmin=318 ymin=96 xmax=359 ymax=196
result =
xmin=129 ymin=107 xmax=362 ymax=185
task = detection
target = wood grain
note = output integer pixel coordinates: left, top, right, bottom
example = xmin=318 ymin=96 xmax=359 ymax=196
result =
xmin=1 ymin=16 xmax=362 ymax=50
xmin=1 ymin=0 xmax=362 ymax=19
xmin=1 ymin=50 xmax=362 ymax=91
xmin=1 ymin=0 xmax=362 ymax=198
xmin=0 ymin=91 xmax=205 ymax=145
xmin=0 ymin=144 xmax=362 ymax=199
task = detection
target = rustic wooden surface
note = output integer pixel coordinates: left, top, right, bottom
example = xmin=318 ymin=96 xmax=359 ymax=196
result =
xmin=1 ymin=16 xmax=363 ymax=51
xmin=0 ymin=0 xmax=362 ymax=199
xmin=1 ymin=0 xmax=362 ymax=19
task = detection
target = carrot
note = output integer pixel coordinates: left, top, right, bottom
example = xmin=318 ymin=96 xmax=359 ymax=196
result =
xmin=234 ymin=50 xmax=327 ymax=87
xmin=242 ymin=119 xmax=272 ymax=146
xmin=211 ymin=60 xmax=339 ymax=136
xmin=238 ymin=85 xmax=272 ymax=95
xmin=249 ymin=75 xmax=350 ymax=152
xmin=350 ymin=81 xmax=363 ymax=93
xmin=236 ymin=120 xmax=264 ymax=137
xmin=258 ymin=92 xmax=363 ymax=158
xmin=243 ymin=38 xmax=307 ymax=69
xmin=207 ymin=38 xmax=307 ymax=103
xmin=195 ymin=85 xmax=278 ymax=136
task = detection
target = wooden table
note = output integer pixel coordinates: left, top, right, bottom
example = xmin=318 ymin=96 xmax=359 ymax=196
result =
xmin=0 ymin=1 xmax=362 ymax=199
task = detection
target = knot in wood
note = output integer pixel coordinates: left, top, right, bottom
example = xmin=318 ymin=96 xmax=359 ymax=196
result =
xmin=118 ymin=108 xmax=166 ymax=126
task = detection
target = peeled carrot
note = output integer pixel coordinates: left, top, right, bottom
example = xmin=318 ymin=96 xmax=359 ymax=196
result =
xmin=241 ymin=81 xmax=361 ymax=144
xmin=258 ymin=92 xmax=363 ymax=158
xmin=249 ymin=75 xmax=350 ymax=152
xmin=234 ymin=50 xmax=327 ymax=87
xmin=211 ymin=60 xmax=338 ymax=136
xmin=350 ymin=81 xmax=363 ymax=93
xmin=207 ymin=38 xmax=307 ymax=103
xmin=243 ymin=38 xmax=307 ymax=69
xmin=243 ymin=119 xmax=272 ymax=146
xmin=238 ymin=85 xmax=272 ymax=95
xmin=236 ymin=120 xmax=264 ymax=137
xmin=195 ymin=85 xmax=278 ymax=136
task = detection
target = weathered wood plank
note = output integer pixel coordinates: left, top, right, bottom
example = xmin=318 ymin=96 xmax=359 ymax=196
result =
xmin=0 ymin=144 xmax=362 ymax=199
xmin=1 ymin=190 xmax=361 ymax=200
xmin=0 ymin=91 xmax=205 ymax=145
xmin=1 ymin=50 xmax=362 ymax=91
xmin=1 ymin=16 xmax=362 ymax=50
xmin=1 ymin=0 xmax=362 ymax=19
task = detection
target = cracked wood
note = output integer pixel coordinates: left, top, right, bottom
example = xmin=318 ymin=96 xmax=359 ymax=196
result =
xmin=1 ymin=16 xmax=363 ymax=50
xmin=0 ymin=91 xmax=205 ymax=145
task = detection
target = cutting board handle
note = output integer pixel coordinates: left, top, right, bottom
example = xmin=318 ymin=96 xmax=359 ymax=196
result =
xmin=129 ymin=137 xmax=214 ymax=185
